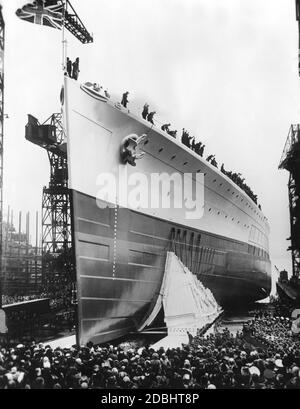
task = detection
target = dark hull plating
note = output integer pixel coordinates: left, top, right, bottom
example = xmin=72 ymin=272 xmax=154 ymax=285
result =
xmin=72 ymin=190 xmax=271 ymax=345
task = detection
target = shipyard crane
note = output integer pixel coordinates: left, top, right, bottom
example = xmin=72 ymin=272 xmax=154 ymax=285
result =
xmin=0 ymin=3 xmax=4 ymax=312
xmin=277 ymin=1 xmax=300 ymax=305
xmin=278 ymin=125 xmax=300 ymax=305
xmin=0 ymin=2 xmax=8 ymax=337
xmin=15 ymin=0 xmax=93 ymax=44
xmin=59 ymin=0 xmax=93 ymax=44
xmin=279 ymin=125 xmax=300 ymax=280
xmin=25 ymin=113 xmax=73 ymax=290
xmin=278 ymin=1 xmax=300 ymax=280
xmin=297 ymin=0 xmax=300 ymax=76
xmin=20 ymin=0 xmax=93 ymax=306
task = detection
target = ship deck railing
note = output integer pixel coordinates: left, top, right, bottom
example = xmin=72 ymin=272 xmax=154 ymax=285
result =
xmin=81 ymin=81 xmax=266 ymax=220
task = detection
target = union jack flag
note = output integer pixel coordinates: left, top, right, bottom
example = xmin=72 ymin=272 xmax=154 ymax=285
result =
xmin=16 ymin=0 xmax=63 ymax=30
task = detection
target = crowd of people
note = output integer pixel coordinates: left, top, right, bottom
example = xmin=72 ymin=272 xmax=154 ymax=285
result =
xmin=243 ymin=313 xmax=299 ymax=354
xmin=181 ymin=128 xmax=205 ymax=157
xmin=0 ymin=313 xmax=299 ymax=389
xmin=1 ymin=282 xmax=76 ymax=339
xmin=2 ymin=285 xmax=74 ymax=309
xmin=220 ymin=164 xmax=258 ymax=205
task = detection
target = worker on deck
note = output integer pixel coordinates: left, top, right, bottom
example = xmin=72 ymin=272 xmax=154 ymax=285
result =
xmin=142 ymin=103 xmax=149 ymax=119
xmin=66 ymin=57 xmax=72 ymax=78
xmin=182 ymin=130 xmax=193 ymax=148
xmin=104 ymin=89 xmax=110 ymax=98
xmin=168 ymin=130 xmax=177 ymax=138
xmin=211 ymin=157 xmax=218 ymax=168
xmin=181 ymin=129 xmax=190 ymax=147
xmin=191 ymin=137 xmax=196 ymax=151
xmin=161 ymin=123 xmax=171 ymax=132
xmin=194 ymin=141 xmax=202 ymax=155
xmin=72 ymin=57 xmax=80 ymax=80
xmin=147 ymin=111 xmax=156 ymax=125
xmin=121 ymin=92 xmax=129 ymax=108
xmin=199 ymin=145 xmax=205 ymax=156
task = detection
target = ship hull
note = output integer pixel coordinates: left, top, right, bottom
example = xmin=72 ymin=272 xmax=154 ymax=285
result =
xmin=72 ymin=189 xmax=271 ymax=344
xmin=64 ymin=77 xmax=272 ymax=345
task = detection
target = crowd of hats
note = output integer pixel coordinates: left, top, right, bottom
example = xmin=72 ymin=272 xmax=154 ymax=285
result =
xmin=0 ymin=314 xmax=299 ymax=389
xmin=243 ymin=313 xmax=299 ymax=358
xmin=2 ymin=289 xmax=76 ymax=339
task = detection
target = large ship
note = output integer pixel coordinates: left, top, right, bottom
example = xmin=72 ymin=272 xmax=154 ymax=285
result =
xmin=63 ymin=77 xmax=271 ymax=345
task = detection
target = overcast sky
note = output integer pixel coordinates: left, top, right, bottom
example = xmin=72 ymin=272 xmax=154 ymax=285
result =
xmin=2 ymin=0 xmax=299 ymax=288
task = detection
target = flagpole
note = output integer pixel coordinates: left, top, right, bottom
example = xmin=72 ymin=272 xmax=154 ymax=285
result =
xmin=62 ymin=0 xmax=67 ymax=73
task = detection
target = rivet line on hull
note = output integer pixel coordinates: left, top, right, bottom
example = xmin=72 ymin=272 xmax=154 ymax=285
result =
xmin=112 ymin=198 xmax=118 ymax=278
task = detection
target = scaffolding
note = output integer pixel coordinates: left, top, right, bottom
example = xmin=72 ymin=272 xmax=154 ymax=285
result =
xmin=0 ymin=4 xmax=4 ymax=308
xmin=297 ymin=0 xmax=300 ymax=76
xmin=2 ymin=210 xmax=43 ymax=297
xmin=279 ymin=124 xmax=300 ymax=279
